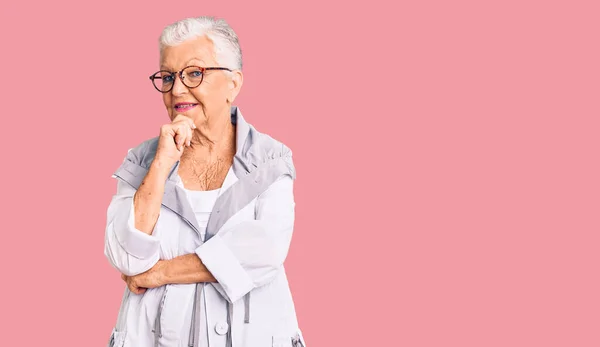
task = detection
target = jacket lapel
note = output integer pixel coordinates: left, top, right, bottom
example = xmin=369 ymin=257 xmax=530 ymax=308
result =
xmin=111 ymin=106 xmax=292 ymax=242
xmin=113 ymin=159 xmax=204 ymax=238
xmin=204 ymin=157 xmax=293 ymax=241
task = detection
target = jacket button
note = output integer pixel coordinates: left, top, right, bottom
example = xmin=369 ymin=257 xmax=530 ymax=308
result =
xmin=215 ymin=322 xmax=229 ymax=335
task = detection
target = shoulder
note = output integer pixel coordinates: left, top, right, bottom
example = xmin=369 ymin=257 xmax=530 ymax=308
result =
xmin=246 ymin=125 xmax=293 ymax=161
xmin=243 ymin=124 xmax=296 ymax=178
xmin=121 ymin=136 xmax=160 ymax=169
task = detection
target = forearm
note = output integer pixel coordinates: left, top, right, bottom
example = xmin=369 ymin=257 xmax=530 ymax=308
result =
xmin=133 ymin=159 xmax=170 ymax=235
xmin=162 ymin=254 xmax=217 ymax=284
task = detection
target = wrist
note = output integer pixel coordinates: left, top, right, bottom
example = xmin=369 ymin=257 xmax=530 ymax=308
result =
xmin=158 ymin=259 xmax=170 ymax=286
xmin=149 ymin=158 xmax=173 ymax=178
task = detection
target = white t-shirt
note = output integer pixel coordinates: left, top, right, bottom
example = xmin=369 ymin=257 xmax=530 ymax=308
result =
xmin=175 ymin=176 xmax=229 ymax=345
xmin=182 ymin=187 xmax=221 ymax=240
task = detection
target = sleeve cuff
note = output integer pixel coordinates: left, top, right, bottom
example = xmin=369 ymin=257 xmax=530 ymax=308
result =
xmin=196 ymin=235 xmax=255 ymax=303
xmin=113 ymin=199 xmax=161 ymax=260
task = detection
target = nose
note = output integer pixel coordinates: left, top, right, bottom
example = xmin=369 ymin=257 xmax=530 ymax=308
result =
xmin=171 ymin=73 xmax=188 ymax=95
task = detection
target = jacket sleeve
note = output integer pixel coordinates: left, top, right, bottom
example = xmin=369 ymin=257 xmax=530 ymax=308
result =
xmin=195 ymin=174 xmax=296 ymax=303
xmin=104 ymin=178 xmax=161 ymax=276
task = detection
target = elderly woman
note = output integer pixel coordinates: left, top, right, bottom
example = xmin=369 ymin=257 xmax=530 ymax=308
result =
xmin=104 ymin=16 xmax=305 ymax=347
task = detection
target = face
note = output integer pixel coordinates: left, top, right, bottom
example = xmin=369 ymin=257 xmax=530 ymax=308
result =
xmin=158 ymin=35 xmax=243 ymax=126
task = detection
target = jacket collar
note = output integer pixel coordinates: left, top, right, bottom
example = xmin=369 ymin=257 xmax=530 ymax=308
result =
xmin=112 ymin=106 xmax=253 ymax=240
xmin=166 ymin=105 xmax=250 ymax=186
xmin=112 ymin=105 xmax=295 ymax=241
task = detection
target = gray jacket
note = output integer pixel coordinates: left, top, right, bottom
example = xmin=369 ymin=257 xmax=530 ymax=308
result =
xmin=104 ymin=106 xmax=306 ymax=347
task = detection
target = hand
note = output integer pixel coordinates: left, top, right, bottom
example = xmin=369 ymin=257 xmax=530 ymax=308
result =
xmin=121 ymin=260 xmax=167 ymax=295
xmin=155 ymin=114 xmax=196 ymax=167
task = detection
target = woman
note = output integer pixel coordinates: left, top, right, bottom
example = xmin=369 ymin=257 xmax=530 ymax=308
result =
xmin=104 ymin=16 xmax=305 ymax=347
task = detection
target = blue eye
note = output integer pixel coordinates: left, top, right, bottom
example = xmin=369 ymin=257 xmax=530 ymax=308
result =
xmin=162 ymin=75 xmax=175 ymax=83
xmin=189 ymin=71 xmax=202 ymax=77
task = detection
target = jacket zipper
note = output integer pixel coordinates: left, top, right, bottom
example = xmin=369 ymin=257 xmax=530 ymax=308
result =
xmin=153 ymin=286 xmax=169 ymax=345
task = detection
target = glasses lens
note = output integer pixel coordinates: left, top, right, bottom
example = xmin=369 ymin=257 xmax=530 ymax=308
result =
xmin=152 ymin=71 xmax=174 ymax=92
xmin=182 ymin=67 xmax=203 ymax=88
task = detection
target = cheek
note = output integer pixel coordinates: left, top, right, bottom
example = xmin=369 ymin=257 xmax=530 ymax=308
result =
xmin=191 ymin=89 xmax=208 ymax=104
xmin=163 ymin=95 xmax=173 ymax=118
xmin=200 ymin=81 xmax=229 ymax=103
xmin=188 ymin=80 xmax=229 ymax=110
xmin=163 ymin=94 xmax=171 ymax=107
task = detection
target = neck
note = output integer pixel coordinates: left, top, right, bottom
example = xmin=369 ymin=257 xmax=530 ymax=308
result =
xmin=185 ymin=111 xmax=236 ymax=161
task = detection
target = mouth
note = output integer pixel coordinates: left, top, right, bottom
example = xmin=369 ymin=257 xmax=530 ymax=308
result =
xmin=174 ymin=103 xmax=198 ymax=112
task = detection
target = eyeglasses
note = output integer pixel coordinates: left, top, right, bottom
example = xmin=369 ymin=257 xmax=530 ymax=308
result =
xmin=149 ymin=66 xmax=232 ymax=93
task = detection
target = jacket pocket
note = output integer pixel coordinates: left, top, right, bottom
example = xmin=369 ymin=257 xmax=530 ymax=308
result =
xmin=292 ymin=330 xmax=306 ymax=347
xmin=271 ymin=330 xmax=306 ymax=347
xmin=107 ymin=328 xmax=127 ymax=347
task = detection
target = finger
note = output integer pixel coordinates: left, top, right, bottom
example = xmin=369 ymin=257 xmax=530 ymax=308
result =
xmin=175 ymin=114 xmax=196 ymax=130
xmin=177 ymin=118 xmax=194 ymax=147
xmin=171 ymin=115 xmax=195 ymax=149
xmin=180 ymin=123 xmax=190 ymax=147
xmin=174 ymin=125 xmax=186 ymax=151
xmin=172 ymin=113 xmax=186 ymax=123
xmin=174 ymin=113 xmax=195 ymax=129
xmin=188 ymin=118 xmax=196 ymax=131
xmin=171 ymin=113 xmax=182 ymax=124
xmin=180 ymin=128 xmax=188 ymax=151
xmin=187 ymin=123 xmax=193 ymax=146
xmin=128 ymin=282 xmax=144 ymax=295
xmin=182 ymin=122 xmax=193 ymax=148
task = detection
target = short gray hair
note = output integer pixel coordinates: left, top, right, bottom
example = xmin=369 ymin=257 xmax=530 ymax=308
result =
xmin=159 ymin=16 xmax=242 ymax=71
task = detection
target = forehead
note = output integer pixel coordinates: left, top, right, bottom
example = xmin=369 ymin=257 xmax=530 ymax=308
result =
xmin=160 ymin=35 xmax=217 ymax=70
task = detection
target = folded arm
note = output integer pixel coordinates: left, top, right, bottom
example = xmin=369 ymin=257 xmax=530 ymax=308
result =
xmin=104 ymin=158 xmax=171 ymax=276
xmin=156 ymin=174 xmax=296 ymax=302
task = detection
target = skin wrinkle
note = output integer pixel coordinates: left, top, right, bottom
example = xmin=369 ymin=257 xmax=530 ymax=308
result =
xmin=185 ymin=155 xmax=229 ymax=189
xmin=123 ymin=34 xmax=243 ymax=292
xmin=160 ymin=35 xmax=241 ymax=191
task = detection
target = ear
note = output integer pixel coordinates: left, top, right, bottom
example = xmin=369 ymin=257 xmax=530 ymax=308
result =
xmin=227 ymin=70 xmax=244 ymax=103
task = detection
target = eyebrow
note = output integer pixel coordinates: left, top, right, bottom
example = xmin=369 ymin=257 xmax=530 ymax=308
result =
xmin=160 ymin=58 xmax=206 ymax=71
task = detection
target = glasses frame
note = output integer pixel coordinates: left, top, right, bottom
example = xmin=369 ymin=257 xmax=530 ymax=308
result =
xmin=149 ymin=66 xmax=233 ymax=93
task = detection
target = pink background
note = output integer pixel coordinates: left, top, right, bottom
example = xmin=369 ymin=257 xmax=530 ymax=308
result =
xmin=1 ymin=0 xmax=599 ymax=346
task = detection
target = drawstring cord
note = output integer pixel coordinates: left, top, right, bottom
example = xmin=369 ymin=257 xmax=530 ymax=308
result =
xmin=226 ymin=302 xmax=233 ymax=347
xmin=186 ymin=288 xmax=252 ymax=347
xmin=153 ymin=287 xmax=168 ymax=347
xmin=244 ymin=292 xmax=251 ymax=324
xmin=188 ymin=284 xmax=203 ymax=347
xmin=188 ymin=284 xmax=198 ymax=347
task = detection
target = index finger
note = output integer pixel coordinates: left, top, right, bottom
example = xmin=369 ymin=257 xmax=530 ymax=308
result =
xmin=173 ymin=114 xmax=196 ymax=130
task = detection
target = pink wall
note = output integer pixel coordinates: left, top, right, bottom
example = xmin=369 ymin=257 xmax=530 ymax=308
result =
xmin=0 ymin=0 xmax=598 ymax=346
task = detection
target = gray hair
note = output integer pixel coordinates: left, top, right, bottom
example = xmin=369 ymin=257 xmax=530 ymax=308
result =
xmin=159 ymin=16 xmax=242 ymax=71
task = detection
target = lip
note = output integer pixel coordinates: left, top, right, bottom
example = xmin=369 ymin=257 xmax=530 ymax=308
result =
xmin=174 ymin=102 xmax=198 ymax=111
